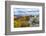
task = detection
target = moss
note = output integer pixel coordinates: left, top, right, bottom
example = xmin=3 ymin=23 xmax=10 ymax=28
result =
xmin=14 ymin=16 xmax=30 ymax=28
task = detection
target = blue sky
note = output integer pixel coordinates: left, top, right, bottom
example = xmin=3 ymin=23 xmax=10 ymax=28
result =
xmin=14 ymin=8 xmax=39 ymax=16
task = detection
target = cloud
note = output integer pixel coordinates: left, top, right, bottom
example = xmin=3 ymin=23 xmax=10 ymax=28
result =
xmin=14 ymin=8 xmax=39 ymax=16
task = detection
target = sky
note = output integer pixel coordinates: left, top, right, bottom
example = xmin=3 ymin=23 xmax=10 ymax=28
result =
xmin=14 ymin=8 xmax=39 ymax=16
